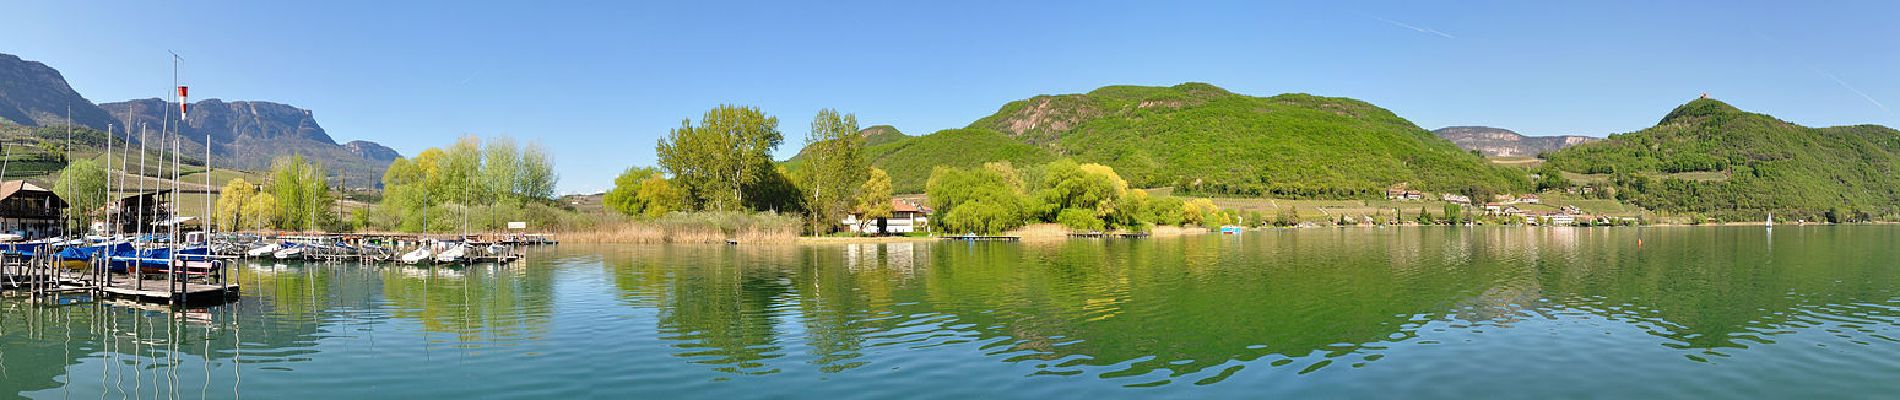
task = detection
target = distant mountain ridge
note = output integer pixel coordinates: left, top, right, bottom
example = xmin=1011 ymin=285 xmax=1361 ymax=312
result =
xmin=0 ymin=52 xmax=398 ymax=187
xmin=0 ymin=53 xmax=116 ymax=129
xmin=99 ymin=98 xmax=397 ymax=185
xmin=1432 ymin=126 xmax=1597 ymax=157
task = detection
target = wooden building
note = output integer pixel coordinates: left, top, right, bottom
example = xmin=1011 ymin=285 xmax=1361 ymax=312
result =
xmin=109 ymin=190 xmax=173 ymax=234
xmin=0 ymin=180 xmax=68 ymax=239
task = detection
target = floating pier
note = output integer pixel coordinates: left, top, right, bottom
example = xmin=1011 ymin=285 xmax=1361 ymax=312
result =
xmin=2 ymin=252 xmax=237 ymax=307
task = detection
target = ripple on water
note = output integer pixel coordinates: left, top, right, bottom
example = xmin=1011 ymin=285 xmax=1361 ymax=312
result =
xmin=8 ymin=228 xmax=1900 ymax=398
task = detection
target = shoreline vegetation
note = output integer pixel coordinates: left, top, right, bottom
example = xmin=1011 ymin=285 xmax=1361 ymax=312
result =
xmin=549 ymin=220 xmax=1890 ymax=246
xmin=43 ymin=86 xmax=1886 ymax=245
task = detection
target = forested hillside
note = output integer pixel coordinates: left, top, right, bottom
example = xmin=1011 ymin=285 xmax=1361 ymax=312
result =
xmin=801 ymin=83 xmax=1529 ymax=197
xmin=1545 ymin=98 xmax=1900 ymax=221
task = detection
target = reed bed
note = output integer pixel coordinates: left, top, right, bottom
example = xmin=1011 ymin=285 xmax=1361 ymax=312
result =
xmin=559 ymin=211 xmax=801 ymax=244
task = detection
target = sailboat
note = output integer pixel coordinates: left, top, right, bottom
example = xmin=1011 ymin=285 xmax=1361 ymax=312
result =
xmin=399 ymin=243 xmax=433 ymax=264
xmin=1766 ymin=212 xmax=1775 ymax=229
xmin=433 ymin=240 xmax=469 ymax=264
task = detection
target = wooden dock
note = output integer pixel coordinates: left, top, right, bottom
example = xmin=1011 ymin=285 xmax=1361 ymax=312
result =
xmin=942 ymin=236 xmax=1021 ymax=242
xmin=1066 ymin=232 xmax=1151 ymax=239
xmin=94 ymin=278 xmax=239 ymax=305
xmin=4 ymin=260 xmax=238 ymax=306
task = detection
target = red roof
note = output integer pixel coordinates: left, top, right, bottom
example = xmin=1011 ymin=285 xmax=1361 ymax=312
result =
xmin=893 ymin=199 xmax=930 ymax=213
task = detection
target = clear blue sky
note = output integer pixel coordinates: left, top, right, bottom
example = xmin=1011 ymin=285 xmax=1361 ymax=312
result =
xmin=5 ymin=1 xmax=1895 ymax=193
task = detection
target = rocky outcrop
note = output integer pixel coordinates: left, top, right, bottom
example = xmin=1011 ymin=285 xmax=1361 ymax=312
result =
xmin=1433 ymin=126 xmax=1597 ymax=157
xmin=101 ymin=98 xmax=400 ymax=186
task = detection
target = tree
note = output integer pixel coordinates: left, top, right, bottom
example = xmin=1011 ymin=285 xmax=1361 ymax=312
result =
xmin=269 ymin=155 xmax=333 ymax=231
xmin=801 ymin=109 xmax=868 ymax=234
xmin=926 ymin=166 xmax=1029 ymax=234
xmin=1150 ymin=195 xmax=1186 ymax=226
xmin=215 ymin=178 xmax=259 ymax=231
xmin=1535 ymin=165 xmax=1573 ymax=192
xmin=656 ymin=105 xmax=783 ymax=211
xmin=604 ymin=167 xmax=682 ymax=219
xmin=1111 ymin=188 xmax=1156 ymax=231
xmin=1056 ymin=208 xmax=1105 ymax=231
xmin=1443 ymin=203 xmax=1464 ymax=225
xmin=1182 ymin=198 xmax=1221 ymax=227
xmin=1040 ymin=159 xmax=1129 ymax=219
xmin=483 ymin=136 xmax=522 ymax=201
xmin=605 ymin=167 xmax=663 ymax=217
xmin=854 ymin=168 xmax=893 ymax=232
xmin=632 ymin=174 xmax=682 ymax=219
xmin=52 ymin=159 xmax=107 ymax=231
xmin=376 ymin=136 xmax=560 ymax=232
xmin=241 ymin=193 xmax=280 ymax=232
xmin=517 ymin=142 xmax=558 ymax=200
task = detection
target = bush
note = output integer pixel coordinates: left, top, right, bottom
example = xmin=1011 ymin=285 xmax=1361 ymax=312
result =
xmin=1056 ymin=208 xmax=1106 ymax=232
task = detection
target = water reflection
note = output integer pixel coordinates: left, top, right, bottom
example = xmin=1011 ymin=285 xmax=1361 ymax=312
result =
xmin=0 ymin=226 xmax=1897 ymax=398
xmin=597 ymin=227 xmax=1900 ymax=387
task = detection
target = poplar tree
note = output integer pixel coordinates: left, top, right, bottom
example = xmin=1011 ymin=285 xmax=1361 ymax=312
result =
xmin=655 ymin=105 xmax=782 ymax=211
xmin=801 ymin=109 xmax=868 ymax=233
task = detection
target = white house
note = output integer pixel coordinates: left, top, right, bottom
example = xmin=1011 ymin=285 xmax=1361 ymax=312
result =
xmin=843 ymin=199 xmax=933 ymax=235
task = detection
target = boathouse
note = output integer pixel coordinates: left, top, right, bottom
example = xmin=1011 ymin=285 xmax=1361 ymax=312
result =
xmin=0 ymin=180 xmax=68 ymax=239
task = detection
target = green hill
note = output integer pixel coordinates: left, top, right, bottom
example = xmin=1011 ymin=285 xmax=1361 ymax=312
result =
xmin=1545 ymin=98 xmax=1900 ymax=220
xmin=787 ymin=83 xmax=1528 ymax=196
xmin=963 ymin=83 xmax=1527 ymax=197
xmin=859 ymin=124 xmax=909 ymax=147
xmin=862 ymin=127 xmax=1054 ymax=193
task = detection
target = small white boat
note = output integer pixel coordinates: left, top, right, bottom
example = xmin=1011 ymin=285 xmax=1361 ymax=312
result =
xmin=399 ymin=247 xmax=433 ymax=265
xmin=433 ymin=243 xmax=468 ymax=264
xmin=246 ymin=243 xmax=281 ymax=257
xmin=274 ymin=245 xmax=305 ymax=260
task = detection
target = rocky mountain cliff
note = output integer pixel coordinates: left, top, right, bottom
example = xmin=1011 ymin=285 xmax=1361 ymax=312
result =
xmin=99 ymin=98 xmax=397 ymax=186
xmin=0 ymin=53 xmax=116 ymax=129
xmin=0 ymin=52 xmax=398 ymax=187
xmin=1432 ymin=126 xmax=1596 ymax=157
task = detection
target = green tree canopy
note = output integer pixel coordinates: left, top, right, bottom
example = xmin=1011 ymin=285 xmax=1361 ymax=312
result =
xmin=656 ymin=105 xmax=784 ymax=211
xmin=53 ymin=159 xmax=108 ymax=231
xmin=800 ymin=109 xmax=868 ymax=233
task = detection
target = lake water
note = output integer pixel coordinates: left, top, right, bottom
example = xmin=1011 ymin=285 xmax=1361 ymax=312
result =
xmin=4 ymin=226 xmax=1900 ymax=399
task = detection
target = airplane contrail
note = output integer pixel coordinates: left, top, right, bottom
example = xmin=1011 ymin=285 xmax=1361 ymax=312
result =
xmin=458 ymin=70 xmax=483 ymax=86
xmin=1372 ymin=16 xmax=1456 ymax=39
xmin=1819 ymin=70 xmax=1891 ymax=114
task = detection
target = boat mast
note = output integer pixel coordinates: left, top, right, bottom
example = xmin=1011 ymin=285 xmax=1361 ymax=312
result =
xmin=117 ymin=126 xmax=132 ymax=238
xmin=62 ymin=106 xmax=72 ymax=238
xmin=104 ymin=124 xmax=114 ymax=237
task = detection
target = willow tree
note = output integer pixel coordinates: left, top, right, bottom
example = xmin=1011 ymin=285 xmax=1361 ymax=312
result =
xmin=655 ymin=105 xmax=782 ymax=211
xmin=214 ymin=178 xmax=259 ymax=231
xmin=605 ymin=167 xmax=669 ymax=218
xmin=800 ymin=109 xmax=868 ymax=233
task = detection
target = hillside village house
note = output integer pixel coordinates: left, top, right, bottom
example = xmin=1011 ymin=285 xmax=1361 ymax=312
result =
xmin=1385 ymin=187 xmax=1425 ymax=201
xmin=0 ymin=180 xmax=68 ymax=239
xmin=843 ymin=198 xmax=932 ymax=235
